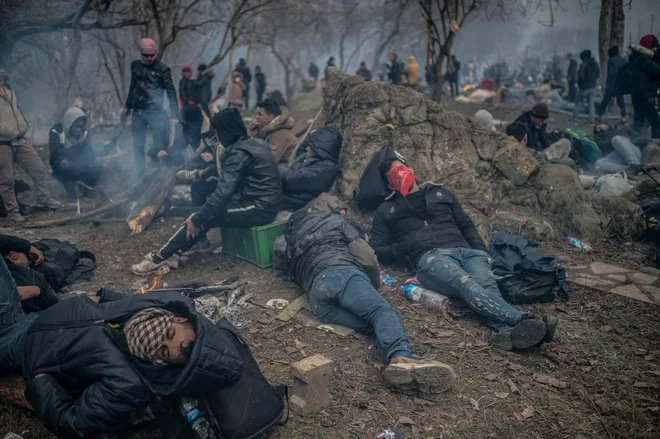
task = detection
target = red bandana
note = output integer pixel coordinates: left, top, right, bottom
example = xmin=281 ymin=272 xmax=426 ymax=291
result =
xmin=389 ymin=166 xmax=415 ymax=197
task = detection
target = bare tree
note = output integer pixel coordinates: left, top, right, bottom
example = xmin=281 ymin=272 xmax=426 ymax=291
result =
xmin=598 ymin=0 xmax=625 ymax=88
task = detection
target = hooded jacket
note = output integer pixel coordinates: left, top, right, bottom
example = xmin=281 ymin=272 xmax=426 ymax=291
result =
xmin=255 ymin=71 xmax=267 ymax=94
xmin=506 ymin=111 xmax=551 ymax=152
xmin=196 ymin=70 xmax=214 ymax=105
xmin=125 ymin=59 xmax=178 ymax=116
xmin=0 ymin=83 xmax=29 ymax=142
xmin=407 ymin=56 xmax=420 ymax=85
xmin=22 ymin=289 xmax=244 ymax=438
xmin=286 ymin=194 xmax=378 ymax=292
xmin=628 ymin=44 xmax=660 ymax=101
xmin=371 ymin=182 xmax=486 ymax=268
xmin=179 ymin=77 xmax=197 ymax=105
xmin=192 ymin=109 xmax=282 ymax=226
xmin=387 ymin=56 xmax=404 ymax=85
xmin=49 ymin=107 xmax=96 ymax=170
xmin=605 ymin=53 xmax=627 ymax=91
xmin=280 ymin=126 xmax=342 ymax=211
xmin=577 ymin=50 xmax=600 ymax=89
xmin=256 ymin=106 xmax=297 ymax=165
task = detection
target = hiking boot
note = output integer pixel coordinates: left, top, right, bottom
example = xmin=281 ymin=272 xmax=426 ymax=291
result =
xmin=176 ymin=170 xmax=199 ymax=184
xmin=34 ymin=199 xmax=62 ymax=210
xmin=8 ymin=210 xmax=26 ymax=222
xmin=489 ymin=330 xmax=514 ymax=351
xmin=541 ymin=315 xmax=559 ymax=344
xmin=382 ymin=355 xmax=456 ymax=394
xmin=131 ymin=252 xmax=168 ymax=275
xmin=510 ymin=315 xmax=547 ymax=349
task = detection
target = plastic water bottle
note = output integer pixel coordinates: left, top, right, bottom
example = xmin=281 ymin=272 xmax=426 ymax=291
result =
xmin=400 ymin=284 xmax=449 ymax=313
xmin=380 ymin=271 xmax=397 ymax=286
xmin=566 ymin=235 xmax=592 ymax=252
xmin=180 ymin=397 xmax=212 ymax=439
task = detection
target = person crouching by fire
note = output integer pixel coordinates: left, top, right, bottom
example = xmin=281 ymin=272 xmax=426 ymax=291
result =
xmin=131 ymin=108 xmax=282 ymax=274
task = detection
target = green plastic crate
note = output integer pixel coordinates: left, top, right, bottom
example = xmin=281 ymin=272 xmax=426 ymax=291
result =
xmin=221 ymin=221 xmax=288 ymax=268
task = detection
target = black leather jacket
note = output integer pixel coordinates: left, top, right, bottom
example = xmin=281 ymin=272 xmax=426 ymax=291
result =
xmin=22 ymin=289 xmax=243 ymax=438
xmin=125 ymin=59 xmax=178 ymax=115
xmin=192 ymin=136 xmax=282 ymax=226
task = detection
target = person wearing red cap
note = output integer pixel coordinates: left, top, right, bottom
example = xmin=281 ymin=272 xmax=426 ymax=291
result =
xmin=628 ymin=35 xmax=660 ymax=139
xmin=122 ymin=38 xmax=179 ymax=175
xmin=179 ymin=66 xmax=197 ymax=108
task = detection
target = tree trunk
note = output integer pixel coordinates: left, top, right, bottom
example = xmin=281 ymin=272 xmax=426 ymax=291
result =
xmin=60 ymin=0 xmax=92 ymax=118
xmin=598 ymin=0 xmax=625 ymax=89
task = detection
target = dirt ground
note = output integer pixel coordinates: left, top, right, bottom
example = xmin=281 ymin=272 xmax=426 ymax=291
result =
xmin=1 ymin=92 xmax=659 ymax=439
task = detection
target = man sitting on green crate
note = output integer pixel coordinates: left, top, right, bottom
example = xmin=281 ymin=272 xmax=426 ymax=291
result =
xmin=131 ymin=108 xmax=282 ymax=275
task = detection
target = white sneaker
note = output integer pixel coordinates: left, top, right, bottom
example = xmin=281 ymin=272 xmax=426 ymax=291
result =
xmin=131 ymin=253 xmax=168 ymax=275
xmin=176 ymin=170 xmax=198 ymax=184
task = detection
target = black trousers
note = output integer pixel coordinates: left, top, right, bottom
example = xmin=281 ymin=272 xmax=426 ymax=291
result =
xmin=132 ymin=110 xmax=168 ymax=175
xmin=191 ymin=176 xmax=217 ymax=207
xmin=243 ymin=87 xmax=250 ymax=111
xmin=632 ymin=96 xmax=660 ymax=139
xmin=598 ymin=88 xmax=627 ymax=118
xmin=53 ymin=162 xmax=101 ymax=199
xmin=158 ymin=202 xmax=276 ymax=259
xmin=567 ymin=81 xmax=577 ymax=102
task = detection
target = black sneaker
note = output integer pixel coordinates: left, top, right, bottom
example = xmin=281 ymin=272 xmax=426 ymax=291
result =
xmin=541 ymin=315 xmax=559 ymax=344
xmin=510 ymin=316 xmax=547 ymax=349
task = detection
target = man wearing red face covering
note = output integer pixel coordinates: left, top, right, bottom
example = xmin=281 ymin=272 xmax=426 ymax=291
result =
xmin=122 ymin=38 xmax=179 ymax=175
xmin=371 ymin=151 xmax=558 ymax=351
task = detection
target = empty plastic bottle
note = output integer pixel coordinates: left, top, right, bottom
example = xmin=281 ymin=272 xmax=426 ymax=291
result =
xmin=400 ymin=284 xmax=449 ymax=315
xmin=566 ymin=235 xmax=592 ymax=252
xmin=180 ymin=396 xmax=212 ymax=439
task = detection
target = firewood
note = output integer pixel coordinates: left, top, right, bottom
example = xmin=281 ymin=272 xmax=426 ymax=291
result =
xmin=126 ymin=167 xmax=178 ymax=235
xmin=24 ymin=199 xmax=127 ymax=228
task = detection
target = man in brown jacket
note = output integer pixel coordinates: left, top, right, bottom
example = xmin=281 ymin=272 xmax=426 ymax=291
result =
xmin=249 ymin=98 xmax=297 ymax=165
xmin=0 ymin=66 xmax=60 ymax=222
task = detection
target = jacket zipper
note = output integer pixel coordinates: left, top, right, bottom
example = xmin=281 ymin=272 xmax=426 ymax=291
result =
xmin=27 ymin=319 xmax=105 ymax=335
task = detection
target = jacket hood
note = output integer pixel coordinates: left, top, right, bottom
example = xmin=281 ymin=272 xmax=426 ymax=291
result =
xmin=307 ymin=126 xmax=342 ymax=161
xmin=630 ymin=43 xmax=654 ymax=57
xmin=100 ymin=291 xmax=243 ymax=396
xmin=211 ymin=108 xmax=247 ymax=147
xmin=580 ymin=50 xmax=592 ymax=60
xmin=264 ymin=106 xmax=295 ymax=134
xmin=62 ymin=107 xmax=86 ymax=137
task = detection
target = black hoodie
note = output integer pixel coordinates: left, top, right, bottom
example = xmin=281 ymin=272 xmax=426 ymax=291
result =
xmin=23 ymin=289 xmax=243 ymax=438
xmin=280 ymin=126 xmax=342 ymax=212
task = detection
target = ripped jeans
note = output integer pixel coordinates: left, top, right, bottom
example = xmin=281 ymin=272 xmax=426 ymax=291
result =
xmin=416 ymin=248 xmax=521 ymax=333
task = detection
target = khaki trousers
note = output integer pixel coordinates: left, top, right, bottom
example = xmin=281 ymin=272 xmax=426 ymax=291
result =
xmin=0 ymin=140 xmax=51 ymax=212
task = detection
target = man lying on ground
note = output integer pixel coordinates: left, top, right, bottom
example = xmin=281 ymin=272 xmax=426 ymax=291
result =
xmin=49 ymin=107 xmax=103 ymax=200
xmin=506 ymin=103 xmax=577 ymax=171
xmin=593 ymin=123 xmax=642 ymax=174
xmin=0 ymin=255 xmax=243 ymax=438
xmin=285 ymin=193 xmax=456 ymax=393
xmin=132 ymin=108 xmax=282 ymax=274
xmin=279 ymin=126 xmax=342 ymax=212
xmin=370 ymin=153 xmax=558 ymax=351
xmin=0 ymin=233 xmax=58 ymax=313
xmin=249 ymin=98 xmax=298 ymax=165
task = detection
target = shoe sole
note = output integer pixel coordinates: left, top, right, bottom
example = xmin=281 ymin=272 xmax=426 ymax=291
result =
xmin=511 ymin=319 xmax=547 ymax=349
xmin=542 ymin=316 xmax=559 ymax=343
xmin=383 ymin=362 xmax=456 ymax=394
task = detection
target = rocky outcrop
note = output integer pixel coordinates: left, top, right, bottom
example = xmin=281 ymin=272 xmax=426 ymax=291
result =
xmin=323 ymin=70 xmax=643 ymax=242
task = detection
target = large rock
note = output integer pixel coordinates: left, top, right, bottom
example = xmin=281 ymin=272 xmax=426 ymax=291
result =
xmin=323 ymin=71 xmax=643 ymax=242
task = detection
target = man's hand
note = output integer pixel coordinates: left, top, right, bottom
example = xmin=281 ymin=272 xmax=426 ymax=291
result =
xmin=88 ymin=295 xmax=101 ymax=303
xmin=182 ymin=217 xmax=200 ymax=240
xmin=157 ymin=150 xmax=169 ymax=160
xmin=200 ymin=152 xmax=213 ymax=163
xmin=248 ymin=122 xmax=259 ymax=137
xmin=17 ymin=286 xmax=40 ymax=301
xmin=121 ymin=107 xmax=130 ymax=117
xmin=59 ymin=159 xmax=70 ymax=169
xmin=34 ymin=373 xmax=48 ymax=379
xmin=29 ymin=245 xmax=44 ymax=265
xmin=169 ymin=118 xmax=178 ymax=125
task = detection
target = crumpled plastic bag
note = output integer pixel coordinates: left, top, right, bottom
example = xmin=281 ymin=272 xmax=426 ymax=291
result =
xmin=594 ymin=171 xmax=633 ymax=196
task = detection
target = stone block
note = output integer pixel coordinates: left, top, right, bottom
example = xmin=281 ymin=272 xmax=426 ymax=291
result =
xmin=626 ymin=272 xmax=658 ymax=286
xmin=590 ymin=262 xmax=632 ymax=275
xmin=640 ymin=267 xmax=660 ymax=276
xmin=610 ymin=284 xmax=653 ymax=303
xmin=640 ymin=285 xmax=660 ymax=304
xmin=290 ymin=354 xmax=333 ymax=415
xmin=608 ymin=274 xmax=627 ymax=283
xmin=572 ymin=275 xmax=616 ymax=290
xmin=491 ymin=140 xmax=539 ymax=186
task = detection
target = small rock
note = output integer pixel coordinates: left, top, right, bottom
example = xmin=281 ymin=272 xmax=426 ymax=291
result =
xmin=572 ymin=275 xmax=616 ymax=290
xmin=607 ymin=274 xmax=627 ymax=283
xmin=640 ymin=266 xmax=660 ymax=276
xmin=626 ymin=272 xmax=657 ymax=286
xmin=610 ymin=284 xmax=654 ymax=303
xmin=590 ymin=261 xmax=632 ymax=275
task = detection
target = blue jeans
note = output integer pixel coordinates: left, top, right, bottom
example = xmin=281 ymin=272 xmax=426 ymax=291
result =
xmin=0 ymin=258 xmax=38 ymax=372
xmin=572 ymin=87 xmax=596 ymax=123
xmin=308 ymin=269 xmax=412 ymax=362
xmin=416 ymin=248 xmax=521 ymax=333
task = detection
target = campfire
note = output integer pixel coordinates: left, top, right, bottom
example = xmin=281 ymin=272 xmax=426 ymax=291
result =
xmin=139 ymin=272 xmax=164 ymax=294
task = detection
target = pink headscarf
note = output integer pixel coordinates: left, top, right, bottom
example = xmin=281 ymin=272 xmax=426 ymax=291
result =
xmin=138 ymin=38 xmax=158 ymax=65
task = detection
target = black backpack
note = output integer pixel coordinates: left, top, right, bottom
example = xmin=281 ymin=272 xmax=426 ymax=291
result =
xmin=202 ymin=318 xmax=288 ymax=439
xmin=32 ymin=239 xmax=96 ymax=290
xmin=354 ymin=147 xmax=406 ymax=210
xmin=487 ymin=232 xmax=568 ymax=304
xmin=615 ymin=63 xmax=633 ymax=96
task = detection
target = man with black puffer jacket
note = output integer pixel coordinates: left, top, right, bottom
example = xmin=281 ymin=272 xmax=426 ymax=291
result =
xmin=370 ymin=152 xmax=558 ymax=351
xmin=629 ymin=35 xmax=660 ymax=139
xmin=132 ymin=108 xmax=282 ymax=274
xmin=571 ymin=50 xmax=600 ymax=124
xmin=0 ymin=248 xmax=244 ymax=438
xmin=285 ymin=194 xmax=456 ymax=394
xmin=279 ymin=126 xmax=342 ymax=212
